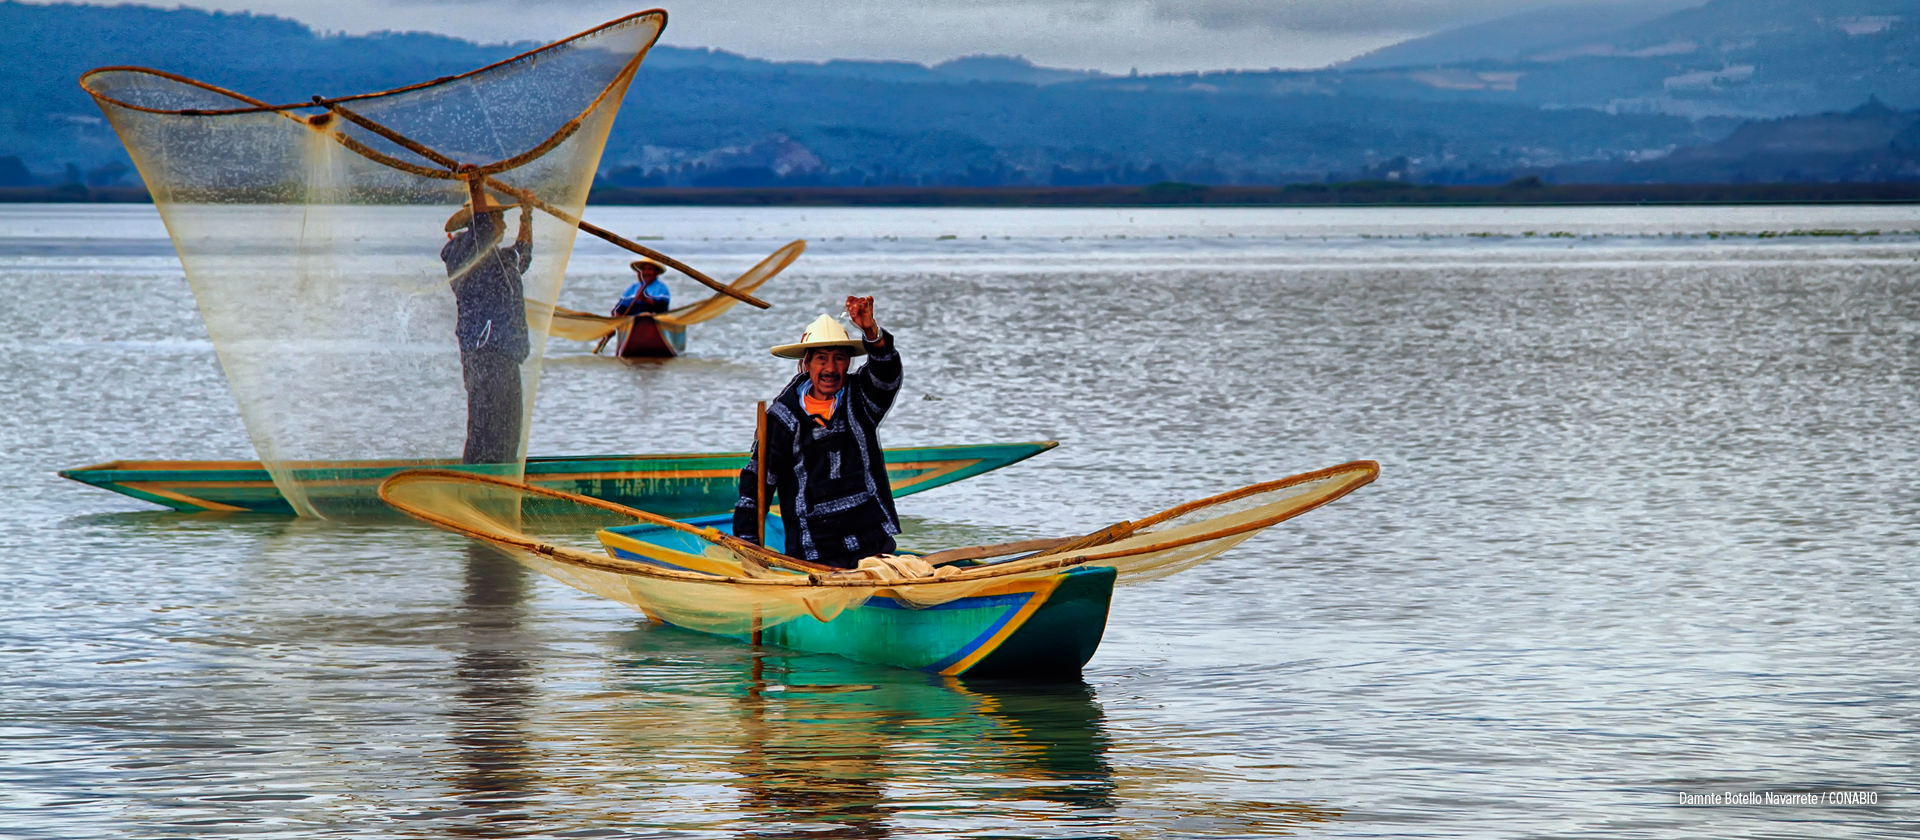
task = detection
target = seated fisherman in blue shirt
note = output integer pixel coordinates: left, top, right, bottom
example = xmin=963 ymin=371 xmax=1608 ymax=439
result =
xmin=612 ymin=259 xmax=671 ymax=316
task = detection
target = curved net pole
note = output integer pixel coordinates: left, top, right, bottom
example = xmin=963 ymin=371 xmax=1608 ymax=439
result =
xmin=314 ymin=100 xmax=770 ymax=309
xmin=486 ymin=178 xmax=772 ymax=310
xmin=656 ymin=240 xmax=805 ymax=327
xmin=378 ymin=469 xmax=1101 ymax=587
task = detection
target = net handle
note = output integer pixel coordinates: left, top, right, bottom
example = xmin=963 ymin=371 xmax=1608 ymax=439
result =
xmin=310 ymin=100 xmax=772 ymax=310
xmin=307 ymin=67 xmax=772 ymax=309
xmin=1022 ymin=461 xmax=1380 ymax=562
xmin=919 ymin=538 xmax=1074 ymax=566
xmin=1132 ymin=460 xmax=1379 ymax=531
xmin=310 ymin=108 xmax=772 ymax=309
xmin=485 ymin=179 xmax=772 ymax=310
xmin=378 ymin=468 xmax=806 ymax=565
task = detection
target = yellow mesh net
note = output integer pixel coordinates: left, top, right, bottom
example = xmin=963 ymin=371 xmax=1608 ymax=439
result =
xmin=378 ymin=461 xmax=1379 ymax=636
xmin=659 ymin=240 xmax=806 ymax=328
xmin=546 ymin=239 xmax=807 ymax=344
xmin=546 ymin=307 xmax=630 ymax=344
xmin=81 ymin=13 xmax=667 ymax=517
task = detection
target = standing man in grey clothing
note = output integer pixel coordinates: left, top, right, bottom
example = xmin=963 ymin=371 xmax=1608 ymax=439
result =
xmin=441 ymin=183 xmax=532 ymax=465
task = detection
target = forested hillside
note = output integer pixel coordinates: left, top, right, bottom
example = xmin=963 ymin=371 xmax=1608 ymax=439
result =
xmin=8 ymin=0 xmax=1912 ymax=188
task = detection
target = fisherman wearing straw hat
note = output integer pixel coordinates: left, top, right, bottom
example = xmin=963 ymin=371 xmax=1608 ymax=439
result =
xmin=733 ymin=296 xmax=903 ymax=568
xmin=441 ymin=182 xmax=534 ymax=465
xmin=611 ymin=259 xmax=672 ymax=316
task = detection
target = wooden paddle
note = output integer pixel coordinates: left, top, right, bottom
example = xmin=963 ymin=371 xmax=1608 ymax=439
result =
xmin=755 ymin=400 xmax=769 ymax=548
xmin=752 ymin=402 xmax=769 ymax=647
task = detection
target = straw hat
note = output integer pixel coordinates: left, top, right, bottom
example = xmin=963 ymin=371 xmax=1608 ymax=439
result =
xmin=444 ymin=192 xmax=514 ymax=232
xmin=770 ymin=314 xmax=867 ymax=359
xmin=629 ymin=259 xmax=664 ymax=273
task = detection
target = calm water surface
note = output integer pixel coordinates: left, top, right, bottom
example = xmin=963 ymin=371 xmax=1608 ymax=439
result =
xmin=4 ymin=204 xmax=1919 ymax=837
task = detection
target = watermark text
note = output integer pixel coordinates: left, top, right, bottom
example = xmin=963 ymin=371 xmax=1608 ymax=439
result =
xmin=1676 ymin=791 xmax=1878 ymax=807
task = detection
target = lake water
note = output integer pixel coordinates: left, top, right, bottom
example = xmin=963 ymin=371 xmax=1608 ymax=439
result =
xmin=4 ymin=204 xmax=1918 ymax=838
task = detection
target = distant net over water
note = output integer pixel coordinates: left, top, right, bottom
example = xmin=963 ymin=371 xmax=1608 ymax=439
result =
xmin=81 ymin=12 xmax=666 ymax=517
xmin=548 ymin=239 xmax=806 ymax=344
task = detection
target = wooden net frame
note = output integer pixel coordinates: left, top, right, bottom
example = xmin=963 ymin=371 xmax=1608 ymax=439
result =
xmin=76 ymin=12 xmax=787 ymax=518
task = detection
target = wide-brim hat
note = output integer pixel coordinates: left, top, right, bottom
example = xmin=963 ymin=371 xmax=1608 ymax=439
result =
xmin=629 ymin=259 xmax=664 ymax=273
xmin=770 ymin=314 xmax=867 ymax=359
xmin=445 ymin=192 xmax=514 ymax=232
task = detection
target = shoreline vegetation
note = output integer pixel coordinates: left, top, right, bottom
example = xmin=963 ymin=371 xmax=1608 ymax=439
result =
xmin=11 ymin=181 xmax=1920 ymax=207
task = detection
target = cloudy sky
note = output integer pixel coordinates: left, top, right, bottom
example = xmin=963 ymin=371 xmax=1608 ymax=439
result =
xmin=67 ymin=0 xmax=1643 ymax=73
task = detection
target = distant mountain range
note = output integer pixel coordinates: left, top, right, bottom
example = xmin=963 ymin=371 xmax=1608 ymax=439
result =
xmin=1322 ymin=0 xmax=1916 ymax=119
xmin=1339 ymin=0 xmax=1709 ymax=70
xmin=1551 ymin=97 xmax=1920 ymax=182
xmin=6 ymin=0 xmax=1916 ymax=188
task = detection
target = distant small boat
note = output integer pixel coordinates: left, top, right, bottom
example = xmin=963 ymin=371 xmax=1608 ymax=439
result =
xmin=609 ymin=314 xmax=686 ymax=357
xmin=546 ymin=240 xmax=803 ymax=358
xmin=58 ymin=441 xmax=1056 ymax=515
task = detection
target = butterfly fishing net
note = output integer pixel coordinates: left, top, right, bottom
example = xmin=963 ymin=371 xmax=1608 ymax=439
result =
xmin=378 ymin=461 xmax=1379 ymax=636
xmin=81 ymin=12 xmax=666 ymax=518
xmin=548 ymin=240 xmax=807 ymax=344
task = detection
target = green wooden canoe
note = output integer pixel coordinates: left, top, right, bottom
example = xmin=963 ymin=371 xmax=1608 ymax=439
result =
xmin=59 ymin=441 xmax=1056 ymax=515
xmin=597 ymin=514 xmax=1114 ymax=678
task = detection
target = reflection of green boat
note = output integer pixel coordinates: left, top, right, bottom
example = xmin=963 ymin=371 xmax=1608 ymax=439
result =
xmin=605 ymin=626 xmax=1121 ymax=832
xmin=606 ymin=515 xmax=1114 ymax=678
xmin=57 ymin=441 xmax=1056 ymax=515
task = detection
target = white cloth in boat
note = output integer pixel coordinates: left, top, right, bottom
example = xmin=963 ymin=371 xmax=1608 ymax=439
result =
xmin=821 ymin=554 xmax=961 ymax=581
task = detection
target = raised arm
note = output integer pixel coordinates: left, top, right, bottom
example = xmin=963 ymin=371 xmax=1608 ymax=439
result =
xmin=847 ymin=295 xmax=901 ymax=421
xmin=507 ymin=205 xmax=534 ymax=271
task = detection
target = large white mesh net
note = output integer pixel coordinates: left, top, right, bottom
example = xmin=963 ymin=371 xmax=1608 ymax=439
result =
xmin=82 ymin=12 xmax=667 ymax=517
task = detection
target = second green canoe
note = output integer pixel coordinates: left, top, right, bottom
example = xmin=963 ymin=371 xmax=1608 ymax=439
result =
xmin=59 ymin=441 xmax=1057 ymax=516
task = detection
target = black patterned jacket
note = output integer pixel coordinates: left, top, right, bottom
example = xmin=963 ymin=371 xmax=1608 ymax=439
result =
xmin=733 ymin=332 xmax=902 ymax=565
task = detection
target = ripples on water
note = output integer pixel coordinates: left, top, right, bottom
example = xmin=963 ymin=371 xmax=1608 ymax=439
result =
xmin=3 ymin=205 xmax=1917 ymax=837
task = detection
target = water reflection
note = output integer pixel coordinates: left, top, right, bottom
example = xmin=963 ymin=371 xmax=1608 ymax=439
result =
xmin=961 ymin=679 xmax=1116 ymax=813
xmin=21 ymin=206 xmax=1920 ymax=838
xmin=610 ymin=628 xmax=1120 ymax=836
xmin=448 ymin=543 xmax=537 ymax=833
xmin=735 ymin=651 xmax=893 ymax=839
xmin=52 ymin=471 xmax=1337 ymax=836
